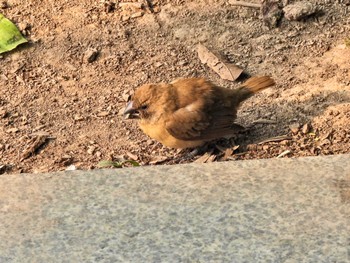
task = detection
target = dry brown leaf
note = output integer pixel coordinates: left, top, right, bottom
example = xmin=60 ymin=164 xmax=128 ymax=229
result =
xmin=197 ymin=44 xmax=243 ymax=81
xmin=126 ymin=151 xmax=139 ymax=161
xmin=21 ymin=135 xmax=49 ymax=161
xmin=149 ymin=156 xmax=168 ymax=165
xmin=206 ymin=154 xmax=217 ymax=163
xmin=194 ymin=153 xmax=212 ymax=163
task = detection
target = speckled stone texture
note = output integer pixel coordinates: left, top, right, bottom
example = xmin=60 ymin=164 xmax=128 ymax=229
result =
xmin=1 ymin=155 xmax=350 ymax=262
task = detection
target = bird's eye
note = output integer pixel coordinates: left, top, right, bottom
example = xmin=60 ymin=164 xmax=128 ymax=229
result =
xmin=140 ymin=105 xmax=148 ymax=110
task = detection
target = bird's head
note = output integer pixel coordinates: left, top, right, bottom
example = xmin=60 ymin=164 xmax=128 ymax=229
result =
xmin=123 ymin=83 xmax=170 ymax=120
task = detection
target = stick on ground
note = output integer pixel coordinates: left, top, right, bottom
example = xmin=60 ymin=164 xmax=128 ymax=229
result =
xmin=229 ymin=0 xmax=261 ymax=8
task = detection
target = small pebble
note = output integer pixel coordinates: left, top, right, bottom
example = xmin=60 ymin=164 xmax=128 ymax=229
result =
xmin=87 ymin=146 xmax=96 ymax=155
xmin=1 ymin=1 xmax=8 ymax=9
xmin=283 ymin=1 xmax=319 ymax=21
xmin=131 ymin=12 xmax=144 ymax=19
xmin=289 ymin=123 xmax=300 ymax=134
xmin=85 ymin=48 xmax=100 ymax=63
xmin=301 ymin=123 xmax=310 ymax=134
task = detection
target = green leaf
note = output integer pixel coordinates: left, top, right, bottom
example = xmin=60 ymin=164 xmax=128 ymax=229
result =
xmin=97 ymin=160 xmax=123 ymax=168
xmin=121 ymin=160 xmax=140 ymax=167
xmin=0 ymin=13 xmax=27 ymax=54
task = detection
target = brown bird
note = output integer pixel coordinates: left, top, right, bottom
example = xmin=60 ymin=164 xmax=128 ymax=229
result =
xmin=124 ymin=76 xmax=275 ymax=149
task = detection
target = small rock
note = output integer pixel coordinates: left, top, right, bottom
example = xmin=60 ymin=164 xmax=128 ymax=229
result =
xmin=85 ymin=48 xmax=100 ymax=63
xmin=289 ymin=123 xmax=300 ymax=134
xmin=104 ymin=1 xmax=115 ymax=13
xmin=178 ymin=60 xmax=188 ymax=66
xmin=153 ymin=6 xmax=161 ymax=13
xmin=17 ymin=22 xmax=31 ymax=36
xmin=17 ymin=22 xmax=30 ymax=31
xmin=122 ymin=15 xmax=130 ymax=21
xmin=281 ymin=0 xmax=289 ymax=6
xmin=87 ymin=146 xmax=96 ymax=155
xmin=318 ymin=139 xmax=331 ymax=146
xmin=261 ymin=0 xmax=283 ymax=28
xmin=280 ymin=140 xmax=290 ymax=146
xmin=154 ymin=62 xmax=163 ymax=68
xmin=131 ymin=11 xmax=144 ymax=19
xmin=146 ymin=139 xmax=154 ymax=145
xmin=74 ymin=115 xmax=84 ymax=121
xmin=65 ymin=165 xmax=77 ymax=171
xmin=120 ymin=2 xmax=143 ymax=10
xmin=301 ymin=123 xmax=310 ymax=134
xmin=0 ymin=109 xmax=8 ymax=118
xmin=283 ymin=1 xmax=320 ymax=21
xmin=262 ymin=145 xmax=270 ymax=151
xmin=6 ymin=128 xmax=19 ymax=133
xmin=97 ymin=111 xmax=109 ymax=117
xmin=1 ymin=1 xmax=8 ymax=9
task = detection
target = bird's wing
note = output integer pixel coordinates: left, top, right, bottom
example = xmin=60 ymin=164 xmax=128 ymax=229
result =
xmin=165 ymin=103 xmax=244 ymax=141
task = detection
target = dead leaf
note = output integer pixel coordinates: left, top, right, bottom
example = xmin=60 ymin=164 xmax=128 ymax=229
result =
xmin=197 ymin=44 xmax=243 ymax=81
xmin=194 ymin=148 xmax=217 ymax=163
xmin=126 ymin=151 xmax=138 ymax=161
xmin=194 ymin=152 xmax=211 ymax=163
xmin=149 ymin=156 xmax=168 ymax=165
xmin=206 ymin=154 xmax=216 ymax=162
xmin=222 ymin=145 xmax=240 ymax=160
xmin=21 ymin=135 xmax=49 ymax=161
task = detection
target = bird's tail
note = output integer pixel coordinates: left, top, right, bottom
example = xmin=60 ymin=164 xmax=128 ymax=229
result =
xmin=236 ymin=76 xmax=275 ymax=102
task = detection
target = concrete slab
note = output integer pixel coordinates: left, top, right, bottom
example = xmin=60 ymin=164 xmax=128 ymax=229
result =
xmin=0 ymin=155 xmax=350 ymax=262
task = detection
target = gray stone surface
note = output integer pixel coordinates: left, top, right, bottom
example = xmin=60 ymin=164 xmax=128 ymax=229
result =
xmin=0 ymin=155 xmax=350 ymax=262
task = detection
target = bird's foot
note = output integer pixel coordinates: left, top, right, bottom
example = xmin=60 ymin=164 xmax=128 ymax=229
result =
xmin=173 ymin=144 xmax=210 ymax=163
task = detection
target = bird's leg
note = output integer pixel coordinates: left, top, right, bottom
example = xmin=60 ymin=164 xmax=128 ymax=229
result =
xmin=173 ymin=144 xmax=210 ymax=163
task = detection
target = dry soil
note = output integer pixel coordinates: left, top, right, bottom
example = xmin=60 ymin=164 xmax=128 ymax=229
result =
xmin=0 ymin=0 xmax=349 ymax=173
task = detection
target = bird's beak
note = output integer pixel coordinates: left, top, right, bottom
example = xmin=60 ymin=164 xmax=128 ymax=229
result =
xmin=123 ymin=101 xmax=136 ymax=119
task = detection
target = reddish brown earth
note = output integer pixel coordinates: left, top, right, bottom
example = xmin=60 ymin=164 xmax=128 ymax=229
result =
xmin=0 ymin=0 xmax=349 ymax=174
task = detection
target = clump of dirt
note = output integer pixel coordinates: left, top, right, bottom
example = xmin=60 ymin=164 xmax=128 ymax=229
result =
xmin=0 ymin=0 xmax=349 ymax=174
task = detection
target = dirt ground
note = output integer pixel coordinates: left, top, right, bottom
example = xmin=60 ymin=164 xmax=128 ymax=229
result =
xmin=0 ymin=0 xmax=349 ymax=174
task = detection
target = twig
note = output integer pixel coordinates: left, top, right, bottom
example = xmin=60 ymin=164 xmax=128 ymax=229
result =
xmin=276 ymin=150 xmax=291 ymax=158
xmin=119 ymin=2 xmax=143 ymax=9
xmin=229 ymin=0 xmax=261 ymax=8
xmin=252 ymin=119 xmax=277 ymax=125
xmin=258 ymin=135 xmax=292 ymax=144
